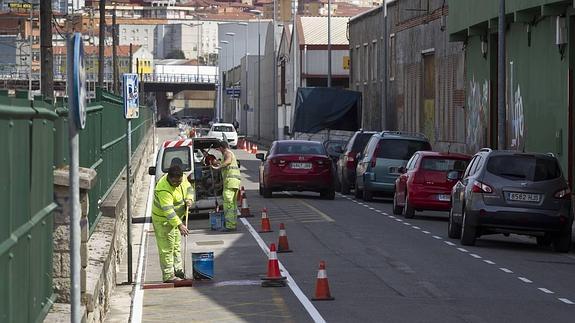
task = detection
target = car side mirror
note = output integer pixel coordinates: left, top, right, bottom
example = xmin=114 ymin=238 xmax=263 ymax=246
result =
xmin=398 ymin=166 xmax=406 ymax=174
xmin=255 ymin=153 xmax=265 ymax=161
xmin=447 ymin=171 xmax=459 ymax=181
xmin=148 ymin=166 xmax=156 ymax=176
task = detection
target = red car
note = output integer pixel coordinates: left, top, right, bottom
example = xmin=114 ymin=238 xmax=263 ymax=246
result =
xmin=256 ymin=140 xmax=336 ymax=199
xmin=393 ymin=151 xmax=471 ymax=218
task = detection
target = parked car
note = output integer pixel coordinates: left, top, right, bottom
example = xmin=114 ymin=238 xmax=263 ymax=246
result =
xmin=336 ymin=130 xmax=378 ymax=194
xmin=207 ymin=123 xmax=238 ymax=148
xmin=355 ymin=131 xmax=431 ymax=201
xmin=323 ymin=139 xmax=347 ymax=190
xmin=393 ymin=151 xmax=471 ymax=218
xmin=256 ymin=140 xmax=336 ymax=199
xmin=449 ymin=148 xmax=573 ymax=252
xmin=148 ymin=137 xmax=224 ymax=215
xmin=156 ymin=116 xmax=178 ymax=127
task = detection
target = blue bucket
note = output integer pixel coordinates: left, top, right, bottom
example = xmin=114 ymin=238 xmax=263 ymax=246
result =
xmin=209 ymin=211 xmax=225 ymax=231
xmin=192 ymin=252 xmax=214 ymax=280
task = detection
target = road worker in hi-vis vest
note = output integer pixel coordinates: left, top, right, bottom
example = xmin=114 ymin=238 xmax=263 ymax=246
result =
xmin=151 ymin=164 xmax=194 ymax=282
xmin=210 ymin=140 xmax=241 ymax=231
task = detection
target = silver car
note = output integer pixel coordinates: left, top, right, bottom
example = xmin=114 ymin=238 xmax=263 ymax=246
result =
xmin=449 ymin=148 xmax=573 ymax=252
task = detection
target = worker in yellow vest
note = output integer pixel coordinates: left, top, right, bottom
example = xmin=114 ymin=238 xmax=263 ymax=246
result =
xmin=151 ymin=164 xmax=193 ymax=282
xmin=210 ymin=140 xmax=241 ymax=231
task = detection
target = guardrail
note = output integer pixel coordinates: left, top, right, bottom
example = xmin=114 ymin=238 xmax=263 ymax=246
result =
xmin=141 ymin=73 xmax=218 ymax=84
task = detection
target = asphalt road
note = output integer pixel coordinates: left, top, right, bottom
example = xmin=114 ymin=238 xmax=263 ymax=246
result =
xmin=150 ymin=128 xmax=575 ymax=322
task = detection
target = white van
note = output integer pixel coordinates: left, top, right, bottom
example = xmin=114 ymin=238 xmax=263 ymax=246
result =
xmin=207 ymin=123 xmax=238 ymax=148
xmin=148 ymin=137 xmax=225 ymax=215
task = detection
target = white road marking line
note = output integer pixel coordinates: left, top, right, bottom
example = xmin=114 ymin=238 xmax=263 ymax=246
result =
xmin=241 ymin=218 xmax=327 ymax=323
xmin=403 ymin=222 xmax=411 ymax=226
xmin=518 ymin=277 xmax=532 ymax=283
xmin=382 ymin=212 xmax=388 ymax=215
xmin=295 ymin=198 xmax=335 ymax=223
xmin=444 ymin=241 xmax=456 ymax=246
xmin=389 ymin=215 xmax=396 ymax=219
xmin=432 ymin=235 xmax=442 ymax=240
xmin=538 ymin=288 xmax=554 ymax=294
xmin=483 ymin=260 xmax=496 ymax=265
xmin=130 ymin=168 xmax=156 ymax=323
xmin=412 ymin=226 xmax=421 ymax=230
xmin=422 ymin=231 xmax=430 ymax=234
xmin=369 ymin=207 xmax=375 ymax=210
xmin=375 ymin=210 xmax=382 ymax=213
xmin=470 ymin=254 xmax=482 ymax=259
xmin=558 ymin=298 xmax=575 ymax=305
xmin=500 ymin=268 xmax=513 ymax=273
xmin=457 ymin=248 xmax=468 ymax=253
xmin=395 ymin=218 xmax=403 ymax=222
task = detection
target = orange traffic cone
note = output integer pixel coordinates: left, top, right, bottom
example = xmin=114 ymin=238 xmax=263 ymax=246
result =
xmin=251 ymin=144 xmax=258 ymax=154
xmin=277 ymin=223 xmax=292 ymax=253
xmin=261 ymin=243 xmax=287 ymax=287
xmin=311 ymin=261 xmax=334 ymax=301
xmin=259 ymin=208 xmax=273 ymax=233
xmin=245 ymin=142 xmax=250 ymax=152
xmin=237 ymin=186 xmax=245 ymax=204
xmin=239 ymin=192 xmax=253 ymax=217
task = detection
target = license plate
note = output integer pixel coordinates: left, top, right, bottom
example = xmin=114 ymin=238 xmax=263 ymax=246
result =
xmin=508 ymin=192 xmax=541 ymax=202
xmin=437 ymin=194 xmax=451 ymax=201
xmin=290 ymin=162 xmax=312 ymax=169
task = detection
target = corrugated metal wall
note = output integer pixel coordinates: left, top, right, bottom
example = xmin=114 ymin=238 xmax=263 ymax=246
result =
xmin=0 ymin=92 xmax=58 ymax=322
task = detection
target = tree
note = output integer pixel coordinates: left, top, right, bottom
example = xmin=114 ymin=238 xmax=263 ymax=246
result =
xmin=166 ymin=49 xmax=186 ymax=59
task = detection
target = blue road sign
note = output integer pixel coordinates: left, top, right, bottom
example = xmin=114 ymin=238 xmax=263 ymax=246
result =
xmin=226 ymin=87 xmax=241 ymax=98
xmin=123 ymin=74 xmax=139 ymax=119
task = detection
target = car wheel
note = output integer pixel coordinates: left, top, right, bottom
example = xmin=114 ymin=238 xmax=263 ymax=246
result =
xmin=536 ymin=234 xmax=552 ymax=247
xmin=363 ymin=188 xmax=373 ymax=202
xmin=258 ymin=182 xmax=263 ymax=196
xmin=354 ymin=179 xmax=363 ymax=199
xmin=447 ymin=208 xmax=462 ymax=239
xmin=321 ymin=188 xmax=336 ymax=200
xmin=402 ymin=194 xmax=415 ymax=218
xmin=341 ymin=176 xmax=351 ymax=195
xmin=553 ymin=230 xmax=571 ymax=253
xmin=460 ymin=209 xmax=477 ymax=246
xmin=392 ymin=193 xmax=403 ymax=215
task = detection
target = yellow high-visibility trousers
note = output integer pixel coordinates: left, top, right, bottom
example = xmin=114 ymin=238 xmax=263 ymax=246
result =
xmin=223 ymin=187 xmax=239 ymax=230
xmin=152 ymin=219 xmax=183 ymax=281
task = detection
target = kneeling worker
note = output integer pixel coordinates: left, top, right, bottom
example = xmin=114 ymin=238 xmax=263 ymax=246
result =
xmin=152 ymin=164 xmax=193 ymax=282
xmin=210 ymin=140 xmax=241 ymax=231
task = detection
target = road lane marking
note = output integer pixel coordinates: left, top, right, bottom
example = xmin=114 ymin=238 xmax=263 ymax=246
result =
xmin=558 ymin=298 xmax=575 ymax=305
xmin=389 ymin=215 xmax=396 ymax=219
xmin=444 ymin=241 xmax=455 ymax=246
xmin=403 ymin=222 xmax=411 ymax=226
xmin=432 ymin=235 xmax=442 ymax=240
xmin=538 ymin=288 xmax=554 ymax=294
xmin=483 ymin=260 xmax=495 ymax=265
xmin=422 ymin=231 xmax=430 ymax=234
xmin=241 ymin=218 xmax=327 ymax=323
xmin=294 ymin=198 xmax=335 ymax=223
xmin=518 ymin=277 xmax=532 ymax=283
xmin=395 ymin=218 xmax=403 ymax=222
xmin=412 ymin=226 xmax=421 ymax=230
xmin=470 ymin=254 xmax=482 ymax=259
xmin=499 ymin=268 xmax=513 ymax=273
xmin=457 ymin=248 xmax=468 ymax=253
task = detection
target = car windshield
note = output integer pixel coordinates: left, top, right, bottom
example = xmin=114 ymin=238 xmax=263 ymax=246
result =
xmin=212 ymin=126 xmax=234 ymax=132
xmin=486 ymin=155 xmax=562 ymax=181
xmin=162 ymin=147 xmax=191 ymax=172
xmin=277 ymin=142 xmax=326 ymax=155
xmin=376 ymin=139 xmax=431 ymax=160
xmin=422 ymin=158 xmax=469 ymax=172
xmin=351 ymin=133 xmax=375 ymax=152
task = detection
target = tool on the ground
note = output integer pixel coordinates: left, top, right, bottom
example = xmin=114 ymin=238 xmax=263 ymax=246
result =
xmin=258 ymin=208 xmax=273 ymax=233
xmin=311 ymin=261 xmax=334 ymax=300
xmin=277 ymin=223 xmax=292 ymax=253
xmin=261 ymin=243 xmax=287 ymax=287
xmin=183 ymin=204 xmax=189 ymax=277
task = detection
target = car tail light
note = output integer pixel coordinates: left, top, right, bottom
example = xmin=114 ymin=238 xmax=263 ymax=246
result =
xmin=370 ymin=143 xmax=381 ymax=168
xmin=271 ymin=158 xmax=287 ymax=167
xmin=346 ymin=152 xmax=355 ymax=169
xmin=316 ymin=158 xmax=330 ymax=167
xmin=554 ymin=188 xmax=571 ymax=199
xmin=471 ymin=180 xmax=493 ymax=194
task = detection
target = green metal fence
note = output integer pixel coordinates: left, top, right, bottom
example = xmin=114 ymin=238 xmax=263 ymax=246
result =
xmin=0 ymin=91 xmax=58 ymax=322
xmin=54 ymin=88 xmax=152 ymax=227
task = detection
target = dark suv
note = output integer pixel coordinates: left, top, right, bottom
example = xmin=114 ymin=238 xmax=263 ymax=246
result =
xmin=336 ymin=131 xmax=377 ymax=194
xmin=449 ymin=148 xmax=573 ymax=252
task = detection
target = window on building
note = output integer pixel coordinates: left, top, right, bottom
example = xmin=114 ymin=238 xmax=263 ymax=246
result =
xmin=389 ymin=34 xmax=396 ymax=81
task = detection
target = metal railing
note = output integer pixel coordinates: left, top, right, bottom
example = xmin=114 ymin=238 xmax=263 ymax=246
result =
xmin=141 ymin=73 xmax=218 ymax=84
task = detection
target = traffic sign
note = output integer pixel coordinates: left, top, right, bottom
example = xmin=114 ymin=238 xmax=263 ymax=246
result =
xmin=226 ymin=87 xmax=240 ymax=98
xmin=67 ymin=32 xmax=86 ymax=130
xmin=123 ymin=74 xmax=139 ymax=119
xmin=8 ymin=2 xmax=32 ymax=9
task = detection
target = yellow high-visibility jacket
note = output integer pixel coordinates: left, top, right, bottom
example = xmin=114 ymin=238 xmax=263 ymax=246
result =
xmin=152 ymin=174 xmax=194 ymax=227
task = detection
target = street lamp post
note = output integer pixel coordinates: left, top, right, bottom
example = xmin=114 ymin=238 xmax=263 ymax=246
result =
xmin=216 ymin=46 xmax=223 ymax=121
xmin=220 ymin=40 xmax=229 ymax=122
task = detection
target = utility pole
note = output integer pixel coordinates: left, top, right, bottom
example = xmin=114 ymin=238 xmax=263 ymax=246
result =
xmin=273 ymin=0 xmax=278 ymax=140
xmin=257 ymin=16 xmax=261 ymax=140
xmin=498 ymin=0 xmax=506 ymax=149
xmin=381 ymin=2 xmax=388 ymax=130
xmin=112 ymin=4 xmax=119 ymax=95
xmin=327 ymin=0 xmax=331 ymax=87
xmin=40 ymin=0 xmax=53 ymax=100
xmin=98 ymin=0 xmax=106 ymax=88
